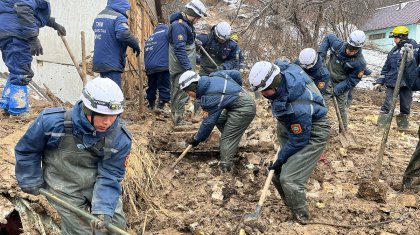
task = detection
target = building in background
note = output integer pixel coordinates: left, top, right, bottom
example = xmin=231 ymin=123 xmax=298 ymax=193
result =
xmin=361 ymin=0 xmax=420 ymax=52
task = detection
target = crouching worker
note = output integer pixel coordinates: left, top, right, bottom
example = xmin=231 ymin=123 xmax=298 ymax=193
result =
xmin=180 ymin=70 xmax=256 ymax=173
xmin=249 ymin=60 xmax=330 ymax=224
xmin=15 ymin=77 xmax=132 ymax=234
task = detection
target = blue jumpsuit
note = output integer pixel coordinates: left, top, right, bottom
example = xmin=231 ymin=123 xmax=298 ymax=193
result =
xmin=0 ymin=0 xmax=51 ymax=115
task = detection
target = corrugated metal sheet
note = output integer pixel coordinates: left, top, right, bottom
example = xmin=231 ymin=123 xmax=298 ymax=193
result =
xmin=361 ymin=0 xmax=420 ymax=31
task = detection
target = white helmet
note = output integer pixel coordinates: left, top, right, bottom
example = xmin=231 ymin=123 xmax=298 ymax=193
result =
xmin=185 ymin=0 xmax=207 ymax=17
xmin=348 ymin=30 xmax=366 ymax=48
xmin=249 ymin=61 xmax=281 ymax=91
xmin=298 ymin=48 xmax=318 ymax=69
xmin=81 ymin=77 xmax=124 ymax=115
xmin=179 ymin=70 xmax=200 ymax=90
xmin=215 ymin=22 xmax=232 ymax=40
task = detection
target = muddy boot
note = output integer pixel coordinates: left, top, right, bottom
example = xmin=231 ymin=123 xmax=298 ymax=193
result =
xmin=400 ymin=177 xmax=412 ymax=193
xmin=396 ymin=114 xmax=409 ymax=131
xmin=377 ymin=112 xmax=390 ymax=129
xmin=157 ymin=100 xmax=167 ymax=110
xmin=147 ymin=100 xmax=155 ymax=111
xmin=172 ymin=112 xmax=189 ymax=126
xmin=292 ymin=207 xmax=310 ymax=225
xmin=219 ymin=161 xmax=233 ymax=174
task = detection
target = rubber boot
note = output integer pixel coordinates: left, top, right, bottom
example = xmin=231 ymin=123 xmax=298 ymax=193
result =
xmin=147 ymin=100 xmax=155 ymax=110
xmin=291 ymin=207 xmax=310 ymax=225
xmin=219 ymin=161 xmax=233 ymax=174
xmin=157 ymin=101 xmax=167 ymax=109
xmin=396 ymin=114 xmax=409 ymax=131
xmin=172 ymin=112 xmax=189 ymax=126
xmin=377 ymin=112 xmax=390 ymax=129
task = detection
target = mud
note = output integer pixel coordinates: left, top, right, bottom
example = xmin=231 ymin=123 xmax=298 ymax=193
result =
xmin=0 ymin=87 xmax=419 ymax=234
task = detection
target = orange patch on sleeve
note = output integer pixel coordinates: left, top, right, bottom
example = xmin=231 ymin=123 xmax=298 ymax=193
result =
xmin=318 ymin=82 xmax=326 ymax=89
xmin=290 ymin=124 xmax=302 ymax=134
xmin=124 ymin=154 xmax=130 ymax=167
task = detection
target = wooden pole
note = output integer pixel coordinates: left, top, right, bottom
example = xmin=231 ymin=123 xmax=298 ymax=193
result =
xmin=81 ymin=31 xmax=87 ymax=85
xmin=373 ymin=48 xmax=408 ymax=180
xmin=60 ymin=36 xmax=84 ymax=81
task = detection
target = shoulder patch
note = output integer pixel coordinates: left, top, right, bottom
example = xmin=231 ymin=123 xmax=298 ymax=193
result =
xmin=43 ymin=107 xmax=66 ymax=115
xmin=318 ymin=82 xmax=326 ymax=89
xmin=290 ymin=124 xmax=302 ymax=134
xmin=121 ymin=125 xmax=132 ymax=141
xmin=178 ymin=19 xmax=183 ymax=24
xmin=177 ymin=34 xmax=184 ymax=41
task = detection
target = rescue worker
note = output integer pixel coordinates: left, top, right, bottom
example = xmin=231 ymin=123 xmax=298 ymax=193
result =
xmin=295 ymin=48 xmax=330 ymax=97
xmin=144 ymin=23 xmax=170 ymax=110
xmin=249 ymin=60 xmax=330 ymax=224
xmin=169 ymin=0 xmax=207 ymax=126
xmin=0 ymin=0 xmax=65 ymax=116
xmin=15 ymin=77 xmax=132 ymax=234
xmin=196 ymin=22 xmax=243 ymax=75
xmin=373 ymin=26 xmax=418 ymax=130
xmin=318 ymin=30 xmax=367 ymax=130
xmin=92 ymin=0 xmax=141 ymax=88
xmin=230 ymin=34 xmax=245 ymax=70
xmin=179 ymin=70 xmax=256 ymax=172
xmin=400 ymin=44 xmax=419 ymax=192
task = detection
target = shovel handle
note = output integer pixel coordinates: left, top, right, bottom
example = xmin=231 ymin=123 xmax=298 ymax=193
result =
xmin=256 ymin=146 xmax=282 ymax=207
xmin=332 ymin=95 xmax=346 ymax=132
xmin=60 ymin=36 xmax=84 ymax=81
xmin=170 ymin=145 xmax=193 ymax=169
xmin=198 ymin=45 xmax=219 ymax=69
xmin=39 ymin=189 xmax=131 ymax=235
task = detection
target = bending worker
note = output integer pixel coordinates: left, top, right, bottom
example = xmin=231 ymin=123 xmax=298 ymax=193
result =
xmin=179 ymin=70 xmax=256 ymax=173
xmin=249 ymin=60 xmax=330 ymax=224
xmin=15 ymin=78 xmax=132 ymax=234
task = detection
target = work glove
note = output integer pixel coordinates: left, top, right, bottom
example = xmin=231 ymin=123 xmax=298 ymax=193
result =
xmin=373 ymin=84 xmax=384 ymax=92
xmin=29 ymin=37 xmax=43 ymax=56
xmin=47 ymin=17 xmax=66 ymax=36
xmin=91 ymin=214 xmax=112 ymax=232
xmin=132 ymin=43 xmax=141 ymax=57
xmin=267 ymin=159 xmax=283 ymax=175
xmin=187 ymin=136 xmax=200 ymax=147
xmin=20 ymin=185 xmax=42 ymax=196
xmin=195 ymin=38 xmax=203 ymax=47
xmin=402 ymin=43 xmax=414 ymax=62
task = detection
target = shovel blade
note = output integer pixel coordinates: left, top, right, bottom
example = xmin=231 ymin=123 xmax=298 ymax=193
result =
xmin=160 ymin=167 xmax=176 ymax=180
xmin=243 ymin=205 xmax=262 ymax=222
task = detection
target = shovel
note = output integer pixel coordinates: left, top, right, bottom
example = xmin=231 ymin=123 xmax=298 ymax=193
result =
xmin=358 ymin=48 xmax=409 ymax=201
xmin=198 ymin=45 xmax=219 ymax=69
xmin=331 ymin=95 xmax=357 ymax=148
xmin=60 ymin=36 xmax=84 ymax=81
xmin=39 ymin=189 xmax=131 ymax=235
xmin=160 ymin=144 xmax=193 ymax=179
xmin=243 ymin=146 xmax=281 ymax=221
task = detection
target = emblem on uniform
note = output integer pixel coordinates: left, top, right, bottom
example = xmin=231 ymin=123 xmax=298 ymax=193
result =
xmin=202 ymin=111 xmax=209 ymax=118
xmin=290 ymin=124 xmax=302 ymax=134
xmin=124 ymin=154 xmax=130 ymax=167
xmin=178 ymin=34 xmax=184 ymax=41
xmin=318 ymin=82 xmax=325 ymax=89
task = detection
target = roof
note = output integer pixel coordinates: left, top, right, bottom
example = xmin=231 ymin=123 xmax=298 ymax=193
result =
xmin=361 ymin=0 xmax=420 ymax=32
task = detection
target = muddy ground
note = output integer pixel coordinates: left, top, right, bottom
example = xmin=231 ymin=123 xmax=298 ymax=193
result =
xmin=1 ymin=85 xmax=419 ymax=234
